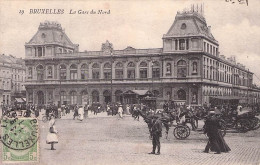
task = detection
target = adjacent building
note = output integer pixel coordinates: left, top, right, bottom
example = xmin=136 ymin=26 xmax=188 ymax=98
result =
xmin=0 ymin=54 xmax=26 ymax=105
xmin=24 ymin=6 xmax=260 ymax=107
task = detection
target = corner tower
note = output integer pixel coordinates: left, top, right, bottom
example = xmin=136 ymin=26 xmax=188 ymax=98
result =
xmin=25 ymin=21 xmax=79 ymax=58
xmin=163 ymin=4 xmax=219 ymax=56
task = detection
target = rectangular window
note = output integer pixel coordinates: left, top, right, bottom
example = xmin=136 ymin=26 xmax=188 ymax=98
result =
xmin=60 ymin=72 xmax=66 ymax=80
xmin=179 ymin=39 xmax=185 ymax=50
xmin=186 ymin=39 xmax=189 ymax=50
xmin=152 ymin=68 xmax=160 ymax=78
xmin=38 ymin=47 xmax=42 ymax=57
xmin=70 ymin=72 xmax=77 ymax=80
xmin=140 ymin=69 xmax=147 ymax=78
xmin=177 ymin=68 xmax=187 ymax=78
xmin=127 ymin=70 xmax=135 ymax=79
xmin=92 ymin=71 xmax=99 ymax=79
xmin=115 ymin=70 xmax=123 ymax=79
xmin=81 ymin=71 xmax=88 ymax=80
xmin=104 ymin=71 xmax=111 ymax=79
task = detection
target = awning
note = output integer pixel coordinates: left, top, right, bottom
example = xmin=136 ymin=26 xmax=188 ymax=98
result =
xmin=22 ymin=98 xmax=26 ymax=102
xmin=15 ymin=98 xmax=25 ymax=103
xmin=210 ymin=96 xmax=240 ymax=100
xmin=123 ymin=90 xmax=152 ymax=96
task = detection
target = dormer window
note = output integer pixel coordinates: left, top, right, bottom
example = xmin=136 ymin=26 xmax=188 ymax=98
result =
xmin=181 ymin=23 xmax=186 ymax=29
xmin=41 ymin=33 xmax=46 ymax=38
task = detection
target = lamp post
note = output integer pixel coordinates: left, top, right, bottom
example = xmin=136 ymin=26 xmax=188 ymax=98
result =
xmin=151 ymin=60 xmax=154 ymax=95
xmin=110 ymin=51 xmax=113 ymax=103
xmin=59 ymin=65 xmax=62 ymax=108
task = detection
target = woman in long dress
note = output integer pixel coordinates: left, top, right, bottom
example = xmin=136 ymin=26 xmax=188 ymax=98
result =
xmin=46 ymin=115 xmax=58 ymax=150
xmin=78 ymin=105 xmax=84 ymax=121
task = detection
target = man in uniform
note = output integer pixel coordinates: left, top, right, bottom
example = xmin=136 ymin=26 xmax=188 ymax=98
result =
xmin=149 ymin=118 xmax=162 ymax=155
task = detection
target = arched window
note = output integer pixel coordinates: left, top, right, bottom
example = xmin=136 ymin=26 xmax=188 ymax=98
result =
xmin=166 ymin=91 xmax=172 ymax=100
xmin=92 ymin=63 xmax=100 ymax=79
xmin=79 ymin=90 xmax=89 ymax=105
xmin=166 ymin=63 xmax=172 ymax=76
xmin=103 ymin=90 xmax=111 ymax=104
xmin=152 ymin=61 xmax=160 ymax=78
xmin=103 ymin=63 xmax=111 ymax=80
xmin=152 ymin=90 xmax=160 ymax=98
xmin=28 ymin=67 xmax=32 ymax=79
xmin=177 ymin=89 xmax=186 ymax=100
xmin=127 ymin=62 xmax=135 ymax=79
xmin=115 ymin=90 xmax=123 ymax=103
xmin=192 ymin=61 xmax=198 ymax=75
xmin=60 ymin=64 xmax=67 ymax=80
xmin=92 ymin=90 xmax=99 ymax=103
xmin=139 ymin=61 xmax=148 ymax=79
xmin=70 ymin=64 xmax=77 ymax=80
xmin=191 ymin=91 xmax=198 ymax=103
xmin=60 ymin=91 xmax=66 ymax=105
xmin=115 ymin=62 xmax=124 ymax=79
xmin=70 ymin=91 xmax=77 ymax=105
xmin=177 ymin=60 xmax=187 ymax=78
xmin=36 ymin=65 xmax=44 ymax=81
xmin=81 ymin=64 xmax=88 ymax=80
xmin=47 ymin=66 xmax=53 ymax=78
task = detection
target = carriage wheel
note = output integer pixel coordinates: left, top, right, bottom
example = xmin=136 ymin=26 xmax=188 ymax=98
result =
xmin=236 ymin=119 xmax=250 ymax=133
xmin=251 ymin=117 xmax=260 ymax=130
xmin=42 ymin=116 xmax=48 ymax=123
xmin=173 ymin=125 xmax=190 ymax=140
xmin=219 ymin=119 xmax=227 ymax=137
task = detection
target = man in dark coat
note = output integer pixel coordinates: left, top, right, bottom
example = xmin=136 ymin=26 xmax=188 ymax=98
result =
xmin=149 ymin=118 xmax=162 ymax=155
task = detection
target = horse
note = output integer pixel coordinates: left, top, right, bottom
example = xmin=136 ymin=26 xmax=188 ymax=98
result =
xmin=134 ymin=109 xmax=177 ymax=139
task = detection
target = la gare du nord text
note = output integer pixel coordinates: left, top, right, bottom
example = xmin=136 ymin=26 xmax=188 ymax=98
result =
xmin=29 ymin=9 xmax=111 ymax=14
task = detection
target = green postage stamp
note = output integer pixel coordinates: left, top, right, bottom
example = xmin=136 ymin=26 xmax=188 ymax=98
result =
xmin=1 ymin=117 xmax=39 ymax=163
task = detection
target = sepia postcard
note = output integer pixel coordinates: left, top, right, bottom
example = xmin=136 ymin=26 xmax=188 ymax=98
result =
xmin=0 ymin=0 xmax=260 ymax=165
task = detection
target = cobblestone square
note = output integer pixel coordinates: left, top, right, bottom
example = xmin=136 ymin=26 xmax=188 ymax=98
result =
xmin=2 ymin=112 xmax=259 ymax=165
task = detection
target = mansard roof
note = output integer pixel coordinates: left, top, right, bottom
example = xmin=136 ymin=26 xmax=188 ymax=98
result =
xmin=164 ymin=10 xmax=217 ymax=44
xmin=26 ymin=21 xmax=76 ymax=48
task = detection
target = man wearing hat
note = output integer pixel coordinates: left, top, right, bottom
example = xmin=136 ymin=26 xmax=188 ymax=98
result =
xmin=149 ymin=118 xmax=162 ymax=155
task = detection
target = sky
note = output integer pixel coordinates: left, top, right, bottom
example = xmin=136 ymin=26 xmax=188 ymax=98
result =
xmin=0 ymin=0 xmax=260 ymax=85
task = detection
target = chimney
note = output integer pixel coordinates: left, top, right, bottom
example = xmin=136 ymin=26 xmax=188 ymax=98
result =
xmin=208 ymin=26 xmax=211 ymax=34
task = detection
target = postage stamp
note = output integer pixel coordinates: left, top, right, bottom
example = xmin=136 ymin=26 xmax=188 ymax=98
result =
xmin=1 ymin=117 xmax=39 ymax=163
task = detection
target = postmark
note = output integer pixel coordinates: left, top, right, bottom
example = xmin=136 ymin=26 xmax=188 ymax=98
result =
xmin=1 ymin=117 xmax=39 ymax=162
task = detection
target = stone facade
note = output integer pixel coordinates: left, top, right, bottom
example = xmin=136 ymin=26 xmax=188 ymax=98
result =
xmin=24 ymin=9 xmax=260 ymax=107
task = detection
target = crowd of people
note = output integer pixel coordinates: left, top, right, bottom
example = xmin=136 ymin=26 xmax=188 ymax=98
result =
xmin=1 ymin=101 xmax=259 ymax=153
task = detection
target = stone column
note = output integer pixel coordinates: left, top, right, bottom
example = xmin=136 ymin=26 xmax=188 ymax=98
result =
xmin=184 ymin=39 xmax=186 ymax=50
xmin=123 ymin=63 xmax=127 ymax=79
xmin=189 ymin=38 xmax=192 ymax=50
xmin=148 ymin=61 xmax=153 ymax=79
xmin=112 ymin=63 xmax=115 ymax=79
xmin=177 ymin=39 xmax=179 ymax=50
xmin=77 ymin=64 xmax=81 ymax=80
xmin=89 ymin=63 xmax=92 ymax=79
xmin=100 ymin=63 xmax=104 ymax=79
xmin=172 ymin=39 xmax=175 ymax=51
xmin=136 ymin=62 xmax=139 ymax=79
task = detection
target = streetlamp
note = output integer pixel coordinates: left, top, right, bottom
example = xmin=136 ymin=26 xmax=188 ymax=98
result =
xmin=59 ymin=65 xmax=62 ymax=108
xmin=151 ymin=60 xmax=154 ymax=95
xmin=110 ymin=50 xmax=113 ymax=104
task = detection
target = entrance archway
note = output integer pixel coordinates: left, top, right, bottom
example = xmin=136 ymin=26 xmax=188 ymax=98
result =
xmin=103 ymin=90 xmax=111 ymax=104
xmin=37 ymin=91 xmax=44 ymax=105
xmin=115 ymin=90 xmax=123 ymax=103
xmin=177 ymin=89 xmax=186 ymax=100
